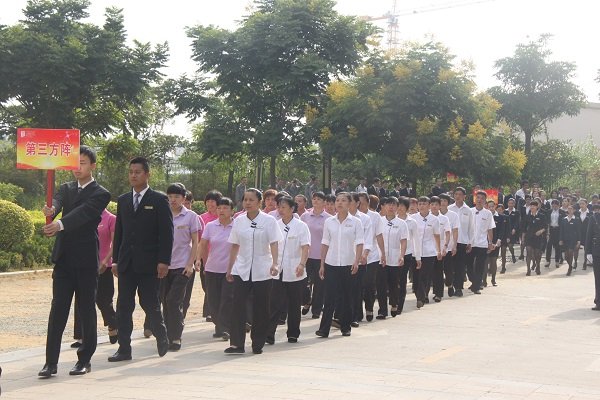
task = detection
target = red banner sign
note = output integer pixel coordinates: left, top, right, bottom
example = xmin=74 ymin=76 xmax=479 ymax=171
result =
xmin=16 ymin=128 xmax=80 ymax=170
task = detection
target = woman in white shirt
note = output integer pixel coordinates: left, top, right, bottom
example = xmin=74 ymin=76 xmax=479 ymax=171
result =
xmin=225 ymin=189 xmax=282 ymax=355
xmin=266 ymin=197 xmax=311 ymax=344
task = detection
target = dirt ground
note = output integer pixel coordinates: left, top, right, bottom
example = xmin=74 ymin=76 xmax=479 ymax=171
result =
xmin=0 ymin=270 xmax=204 ymax=353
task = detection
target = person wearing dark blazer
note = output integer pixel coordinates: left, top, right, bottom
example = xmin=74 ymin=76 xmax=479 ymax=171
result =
xmin=38 ymin=146 xmax=111 ymax=377
xmin=109 ymin=157 xmax=174 ymax=362
xmin=560 ymin=205 xmax=581 ymax=276
xmin=576 ymin=199 xmax=591 ymax=270
xmin=586 ymin=205 xmax=600 ymax=310
xmin=502 ymin=198 xmax=520 ymax=271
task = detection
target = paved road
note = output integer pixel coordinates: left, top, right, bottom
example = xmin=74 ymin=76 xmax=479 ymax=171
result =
xmin=2 ymin=260 xmax=600 ymax=399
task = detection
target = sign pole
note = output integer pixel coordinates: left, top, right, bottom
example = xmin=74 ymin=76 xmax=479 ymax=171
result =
xmin=46 ymin=170 xmax=55 ymax=224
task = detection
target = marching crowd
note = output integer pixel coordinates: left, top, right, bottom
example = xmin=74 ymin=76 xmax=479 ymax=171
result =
xmin=36 ymin=148 xmax=600 ymax=377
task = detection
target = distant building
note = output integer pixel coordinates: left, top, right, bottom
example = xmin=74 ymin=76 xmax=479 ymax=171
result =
xmin=545 ymin=102 xmax=600 ymax=144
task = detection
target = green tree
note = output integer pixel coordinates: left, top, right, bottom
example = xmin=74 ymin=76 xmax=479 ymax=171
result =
xmin=180 ymin=0 xmax=373 ymax=187
xmin=0 ymin=0 xmax=168 ymax=137
xmin=525 ymin=139 xmax=577 ymax=190
xmin=489 ymin=36 xmax=586 ymax=156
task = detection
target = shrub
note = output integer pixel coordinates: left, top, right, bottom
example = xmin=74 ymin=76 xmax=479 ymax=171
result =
xmin=106 ymin=201 xmax=118 ymax=215
xmin=0 ymin=182 xmax=24 ymax=203
xmin=0 ymin=250 xmax=24 ymax=272
xmin=0 ymin=200 xmax=34 ymax=250
xmin=191 ymin=201 xmax=206 ymax=215
xmin=21 ymin=210 xmax=55 ymax=267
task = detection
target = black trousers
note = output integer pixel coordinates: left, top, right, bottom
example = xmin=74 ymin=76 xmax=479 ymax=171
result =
xmin=199 ymin=263 xmax=209 ymax=317
xmin=546 ymin=227 xmax=562 ymax=263
xmin=430 ymin=256 xmax=445 ymax=298
xmin=268 ymin=278 xmax=304 ymax=340
xmin=205 ymin=271 xmax=233 ymax=335
xmin=159 ymin=268 xmax=190 ymax=342
xmin=46 ymin=262 xmax=97 ymax=365
xmin=593 ymin=257 xmax=600 ymax=305
xmin=452 ymin=243 xmax=468 ymax=290
xmin=74 ymin=267 xmax=117 ymax=339
xmin=350 ymin=265 xmax=366 ymax=322
xmin=415 ymin=256 xmax=435 ymax=302
xmin=376 ymin=264 xmax=399 ymax=316
xmin=116 ymin=267 xmax=167 ymax=355
xmin=363 ymin=262 xmax=379 ymax=313
xmin=319 ymin=265 xmax=353 ymax=334
xmin=302 ymin=258 xmax=324 ymax=317
xmin=443 ymin=251 xmax=453 ymax=287
xmin=230 ymin=276 xmax=271 ymax=351
xmin=182 ymin=270 xmax=196 ymax=319
xmin=397 ymin=255 xmax=413 ymax=313
xmin=470 ymin=247 xmax=488 ymax=291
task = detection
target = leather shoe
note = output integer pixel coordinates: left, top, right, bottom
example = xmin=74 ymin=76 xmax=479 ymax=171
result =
xmin=108 ymin=351 xmax=132 ymax=362
xmin=157 ymin=339 xmax=169 ymax=357
xmin=69 ymin=361 xmax=91 ymax=376
xmin=70 ymin=340 xmax=82 ymax=348
xmin=38 ymin=363 xmax=57 ymax=377
xmin=592 ymin=306 xmax=600 ymax=311
xmin=341 ymin=331 xmax=351 ymax=337
xmin=315 ymin=330 xmax=328 ymax=338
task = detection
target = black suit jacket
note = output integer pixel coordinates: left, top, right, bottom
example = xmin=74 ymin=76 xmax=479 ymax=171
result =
xmin=586 ymin=213 xmax=600 ymax=257
xmin=113 ymin=188 xmax=174 ymax=274
xmin=51 ymin=181 xmax=111 ymax=266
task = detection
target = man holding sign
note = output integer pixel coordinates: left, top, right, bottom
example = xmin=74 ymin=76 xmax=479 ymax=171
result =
xmin=38 ymin=145 xmax=111 ymax=377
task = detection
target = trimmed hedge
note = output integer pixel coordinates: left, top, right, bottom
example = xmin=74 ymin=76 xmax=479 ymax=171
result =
xmin=0 ymin=200 xmax=34 ymax=250
xmin=0 ymin=182 xmax=24 ymax=203
xmin=106 ymin=201 xmax=117 ymax=215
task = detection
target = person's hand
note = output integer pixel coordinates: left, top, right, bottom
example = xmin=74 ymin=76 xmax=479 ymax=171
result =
xmin=226 ymin=271 xmax=234 ymax=282
xmin=319 ymin=265 xmax=325 ymax=280
xmin=194 ymin=261 xmax=201 ymax=272
xmin=437 ymin=252 xmax=443 ymax=261
xmin=157 ymin=263 xmax=169 ymax=279
xmin=535 ymin=229 xmax=544 ymax=237
xmin=488 ymin=243 xmax=494 ymax=251
xmin=451 ymin=246 xmax=457 ymax=257
xmin=42 ymin=205 xmax=55 ymax=217
xmin=511 ymin=229 xmax=516 ymax=235
xmin=416 ymin=260 xmax=422 ymax=269
xmin=380 ymin=254 xmax=386 ymax=268
xmin=559 ymin=240 xmax=564 ymax=246
xmin=295 ymin=264 xmax=304 ymax=278
xmin=466 ymin=244 xmax=472 ymax=254
xmin=398 ymin=257 xmax=404 ymax=267
xmin=360 ymin=253 xmax=367 ymax=265
xmin=587 ymin=254 xmax=593 ymax=264
xmin=270 ymin=263 xmax=279 ymax=276
xmin=183 ymin=264 xmax=194 ymax=277
xmin=507 ymin=238 xmax=511 ymax=244
xmin=98 ymin=262 xmax=108 ymax=275
xmin=111 ymin=264 xmax=118 ymax=277
xmin=351 ymin=262 xmax=359 ymax=275
xmin=42 ymin=221 xmax=60 ymax=237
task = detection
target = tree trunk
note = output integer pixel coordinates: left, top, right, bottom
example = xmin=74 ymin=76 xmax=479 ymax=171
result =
xmin=269 ymin=155 xmax=277 ymax=189
xmin=254 ymin=157 xmax=263 ymax=189
xmin=524 ymin=130 xmax=532 ymax=157
xmin=227 ymin=168 xmax=234 ymax=198
xmin=322 ymin=153 xmax=332 ymax=194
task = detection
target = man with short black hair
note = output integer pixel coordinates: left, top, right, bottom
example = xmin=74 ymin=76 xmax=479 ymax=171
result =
xmin=39 ymin=146 xmax=111 ymax=377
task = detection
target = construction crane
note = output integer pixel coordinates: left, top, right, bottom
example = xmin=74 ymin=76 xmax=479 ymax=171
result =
xmin=360 ymin=0 xmax=496 ymax=51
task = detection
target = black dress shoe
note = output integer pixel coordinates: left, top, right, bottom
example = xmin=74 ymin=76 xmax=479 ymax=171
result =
xmin=70 ymin=340 xmax=82 ymax=348
xmin=448 ymin=286 xmax=455 ymax=297
xmin=38 ymin=363 xmax=57 ymax=377
xmin=512 ymin=255 xmax=517 ymax=263
xmin=108 ymin=351 xmax=132 ymax=362
xmin=224 ymin=346 xmax=245 ymax=354
xmin=390 ymin=309 xmax=398 ymax=317
xmin=366 ymin=314 xmax=374 ymax=322
xmin=252 ymin=347 xmax=263 ymax=354
xmin=221 ymin=332 xmax=230 ymax=341
xmin=301 ymin=306 xmax=310 ymax=316
xmin=69 ymin=361 xmax=91 ymax=376
xmin=455 ymin=289 xmax=463 ymax=297
xmin=157 ymin=339 xmax=169 ymax=357
xmin=376 ymin=315 xmax=386 ymax=320
xmin=350 ymin=321 xmax=359 ymax=328
xmin=341 ymin=331 xmax=351 ymax=337
xmin=168 ymin=342 xmax=181 ymax=352
xmin=213 ymin=332 xmax=224 ymax=339
xmin=266 ymin=336 xmax=275 ymax=345
xmin=315 ymin=330 xmax=328 ymax=338
xmin=500 ymin=268 xmax=506 ymax=274
xmin=433 ymin=296 xmax=441 ymax=303
xmin=331 ymin=319 xmax=341 ymax=329
xmin=311 ymin=314 xmax=320 ymax=319
xmin=592 ymin=306 xmax=600 ymax=311
xmin=287 ymin=337 xmax=298 ymax=343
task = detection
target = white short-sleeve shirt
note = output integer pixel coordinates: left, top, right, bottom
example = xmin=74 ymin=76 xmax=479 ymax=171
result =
xmin=381 ymin=216 xmax=408 ymax=266
xmin=399 ymin=215 xmax=421 ymax=261
xmin=322 ymin=214 xmax=364 ymax=266
xmin=228 ymin=211 xmax=283 ymax=281
xmin=366 ymin=209 xmax=384 ymax=264
xmin=433 ymin=212 xmax=451 ymax=249
xmin=276 ymin=218 xmax=311 ymax=282
xmin=413 ymin=212 xmax=441 ymax=258
xmin=448 ymin=202 xmax=475 ymax=245
xmin=471 ymin=207 xmax=496 ymax=248
xmin=441 ymin=209 xmax=459 ymax=251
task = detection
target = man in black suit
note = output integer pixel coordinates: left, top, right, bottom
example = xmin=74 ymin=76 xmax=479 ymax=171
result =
xmin=39 ymin=146 xmax=111 ymax=377
xmin=586 ymin=205 xmax=600 ymax=310
xmin=109 ymin=157 xmax=174 ymax=362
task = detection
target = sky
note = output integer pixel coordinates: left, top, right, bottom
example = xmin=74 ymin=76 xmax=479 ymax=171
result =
xmin=2 ymin=0 xmax=599 ymax=136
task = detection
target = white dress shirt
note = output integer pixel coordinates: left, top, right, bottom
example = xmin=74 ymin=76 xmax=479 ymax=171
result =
xmin=322 ymin=214 xmax=365 ymax=266
xmin=132 ymin=185 xmax=150 ymax=207
xmin=433 ymin=212 xmax=451 ymax=249
xmin=471 ymin=207 xmax=496 ymax=248
xmin=448 ymin=202 xmax=475 ymax=245
xmin=366 ymin=209 xmax=384 ymax=264
xmin=228 ymin=211 xmax=283 ymax=281
xmin=580 ymin=209 xmax=588 ymax=222
xmin=399 ymin=215 xmax=421 ymax=261
xmin=441 ymin=209 xmax=459 ymax=252
xmin=276 ymin=218 xmax=311 ymax=282
xmin=413 ymin=212 xmax=441 ymax=257
xmin=550 ymin=210 xmax=560 ymax=227
xmin=351 ymin=210 xmax=373 ymax=255
xmin=381 ymin=216 xmax=408 ymax=266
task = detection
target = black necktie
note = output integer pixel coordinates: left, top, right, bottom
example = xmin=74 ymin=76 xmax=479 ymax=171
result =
xmin=134 ymin=192 xmax=141 ymax=212
xmin=77 ymin=186 xmax=82 ymax=193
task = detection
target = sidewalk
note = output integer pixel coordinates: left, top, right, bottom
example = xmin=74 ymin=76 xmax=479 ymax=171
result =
xmin=2 ymin=261 xmax=600 ymax=399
